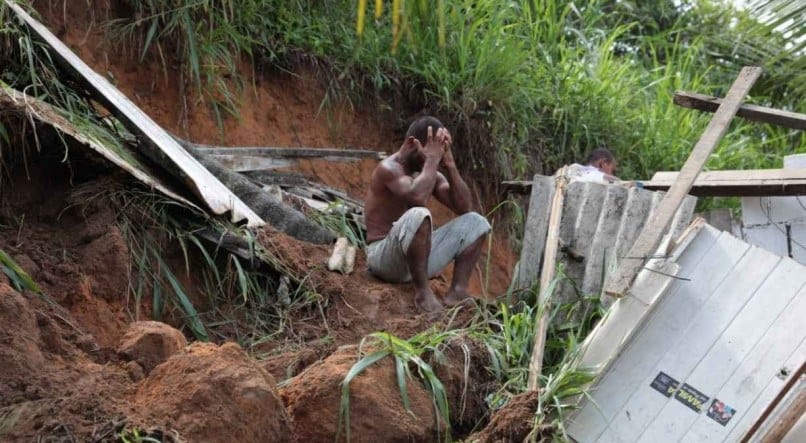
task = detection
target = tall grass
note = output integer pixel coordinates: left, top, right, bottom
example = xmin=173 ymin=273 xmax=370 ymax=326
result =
xmin=101 ymin=0 xmax=803 ymax=211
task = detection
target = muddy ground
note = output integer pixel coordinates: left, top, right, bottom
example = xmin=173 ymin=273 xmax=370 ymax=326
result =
xmin=0 ymin=1 xmax=528 ymax=442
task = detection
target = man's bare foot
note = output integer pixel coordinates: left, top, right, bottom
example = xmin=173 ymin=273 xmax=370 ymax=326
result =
xmin=444 ymin=290 xmax=474 ymax=307
xmin=415 ymin=288 xmax=444 ymax=313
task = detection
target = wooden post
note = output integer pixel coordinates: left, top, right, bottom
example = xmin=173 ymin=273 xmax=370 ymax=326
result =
xmin=605 ymin=66 xmax=762 ymax=298
xmin=527 ymin=167 xmax=569 ymax=391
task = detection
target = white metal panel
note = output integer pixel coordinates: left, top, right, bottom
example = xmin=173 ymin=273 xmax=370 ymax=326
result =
xmin=567 ymin=226 xmax=728 ymax=442
xmin=567 ymin=225 xmax=806 ymax=443
xmin=607 ymin=241 xmax=778 ymax=442
xmin=725 ymin=340 xmax=806 ymax=442
xmin=638 ymin=256 xmax=803 ymax=441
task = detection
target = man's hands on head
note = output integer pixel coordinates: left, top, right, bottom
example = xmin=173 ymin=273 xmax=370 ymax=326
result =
xmin=422 ymin=126 xmax=446 ymax=162
xmin=440 ymin=129 xmax=456 ymax=170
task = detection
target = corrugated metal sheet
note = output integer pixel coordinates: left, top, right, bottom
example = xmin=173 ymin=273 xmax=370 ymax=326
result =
xmin=516 ymin=176 xmax=696 ymax=312
xmin=567 ymin=221 xmax=806 ymax=442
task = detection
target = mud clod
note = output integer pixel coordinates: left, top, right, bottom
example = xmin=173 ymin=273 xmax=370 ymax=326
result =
xmin=117 ymin=321 xmax=188 ymax=374
xmin=281 ymin=346 xmax=443 ymax=443
xmin=133 ymin=342 xmax=291 ymax=443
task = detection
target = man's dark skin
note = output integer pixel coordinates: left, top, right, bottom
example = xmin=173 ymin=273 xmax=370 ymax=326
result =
xmin=365 ymin=126 xmax=484 ymax=312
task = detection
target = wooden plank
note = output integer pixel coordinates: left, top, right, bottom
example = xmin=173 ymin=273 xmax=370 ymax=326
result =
xmin=651 ymin=169 xmax=806 ymax=182
xmin=4 ymin=1 xmax=263 ymax=226
xmin=189 ymin=145 xmax=386 ymax=160
xmin=527 ymin=168 xmax=568 ymax=391
xmin=645 ymin=169 xmax=806 ymax=197
xmin=674 ymin=91 xmax=806 ymax=130
xmin=0 ymin=86 xmax=199 ymax=210
xmin=515 ymin=175 xmax=555 ymax=291
xmin=581 ymin=186 xmax=629 ymax=297
xmin=605 ymin=66 xmax=763 ymax=297
xmin=759 ymin=383 xmax=806 ymax=443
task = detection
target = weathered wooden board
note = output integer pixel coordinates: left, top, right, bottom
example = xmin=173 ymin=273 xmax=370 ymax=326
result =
xmin=605 ymin=66 xmax=763 ymax=297
xmin=515 ymin=175 xmax=555 ymax=292
xmin=645 ymin=169 xmax=806 ymax=196
xmin=567 ymin=224 xmax=806 ymax=443
xmin=674 ymin=91 xmax=806 ymax=130
xmin=5 ymin=0 xmax=263 ymax=226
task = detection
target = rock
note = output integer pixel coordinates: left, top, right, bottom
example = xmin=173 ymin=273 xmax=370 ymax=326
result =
xmin=116 ymin=321 xmax=187 ymax=374
xmin=280 ymin=346 xmax=442 ymax=442
xmin=123 ymin=361 xmax=144 ymax=382
xmin=133 ymin=342 xmax=290 ymax=443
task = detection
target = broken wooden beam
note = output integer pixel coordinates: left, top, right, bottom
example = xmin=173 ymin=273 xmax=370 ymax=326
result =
xmin=644 ymin=168 xmax=806 ymax=196
xmin=604 ymin=66 xmax=763 ymax=298
xmin=4 ymin=0 xmax=263 ymax=226
xmin=177 ymin=140 xmax=386 ymax=172
xmin=674 ymin=91 xmax=806 ymax=130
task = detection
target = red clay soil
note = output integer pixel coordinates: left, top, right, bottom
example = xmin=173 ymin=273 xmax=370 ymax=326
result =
xmin=257 ymin=225 xmax=481 ymax=344
xmin=34 ymin=0 xmax=517 ymax=299
xmin=33 ymin=0 xmax=393 ymax=150
xmin=132 ymin=342 xmax=291 ymax=443
xmin=0 ymin=3 xmax=524 ymax=441
xmin=281 ymin=345 xmax=443 ymax=443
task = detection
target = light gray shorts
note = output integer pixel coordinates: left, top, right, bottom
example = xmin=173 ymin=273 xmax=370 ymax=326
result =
xmin=366 ymin=207 xmax=491 ymax=283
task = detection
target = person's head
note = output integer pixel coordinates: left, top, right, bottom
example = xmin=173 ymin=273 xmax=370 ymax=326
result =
xmin=586 ymin=147 xmax=617 ymax=176
xmin=401 ymin=116 xmax=445 ymax=168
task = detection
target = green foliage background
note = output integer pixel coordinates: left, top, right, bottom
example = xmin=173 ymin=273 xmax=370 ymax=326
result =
xmin=105 ymin=0 xmax=804 ymax=203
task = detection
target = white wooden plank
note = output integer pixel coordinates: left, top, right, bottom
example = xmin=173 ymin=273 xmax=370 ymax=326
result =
xmin=719 ymin=338 xmax=806 ymax=442
xmin=638 ymin=256 xmax=804 ymax=441
xmin=567 ymin=226 xmax=727 ymax=442
xmin=606 ymin=244 xmax=780 ymax=442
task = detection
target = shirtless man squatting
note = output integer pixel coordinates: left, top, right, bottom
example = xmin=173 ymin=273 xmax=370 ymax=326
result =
xmin=364 ymin=116 xmax=491 ymax=313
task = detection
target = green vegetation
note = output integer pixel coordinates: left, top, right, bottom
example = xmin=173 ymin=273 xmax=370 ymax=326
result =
xmin=338 ymin=275 xmax=600 ymax=441
xmin=106 ymin=0 xmax=803 ymax=202
xmin=0 ymin=247 xmax=41 ymax=294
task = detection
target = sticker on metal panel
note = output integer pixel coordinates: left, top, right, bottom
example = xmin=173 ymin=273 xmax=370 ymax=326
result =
xmin=674 ymin=383 xmax=709 ymax=413
xmin=650 ymin=371 xmax=680 ymax=398
xmin=706 ymin=399 xmax=736 ymax=426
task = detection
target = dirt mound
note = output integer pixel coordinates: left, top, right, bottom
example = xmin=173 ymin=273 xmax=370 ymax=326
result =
xmin=433 ymin=338 xmax=496 ymax=432
xmin=470 ymin=391 xmax=555 ymax=443
xmin=280 ymin=346 xmax=443 ymax=442
xmin=257 ymin=225 xmax=481 ymax=344
xmin=0 ymin=282 xmax=135 ymax=441
xmin=132 ymin=342 xmax=291 ymax=443
xmin=0 ymin=284 xmax=47 ymax=389
xmin=117 ymin=321 xmax=188 ymax=374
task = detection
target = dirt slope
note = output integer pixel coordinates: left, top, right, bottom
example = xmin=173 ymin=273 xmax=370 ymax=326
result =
xmin=0 ymin=2 xmax=521 ymax=441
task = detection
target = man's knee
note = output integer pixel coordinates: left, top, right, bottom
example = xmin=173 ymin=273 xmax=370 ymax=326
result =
xmin=460 ymin=211 xmax=491 ymax=237
xmin=402 ymin=207 xmax=432 ymax=232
